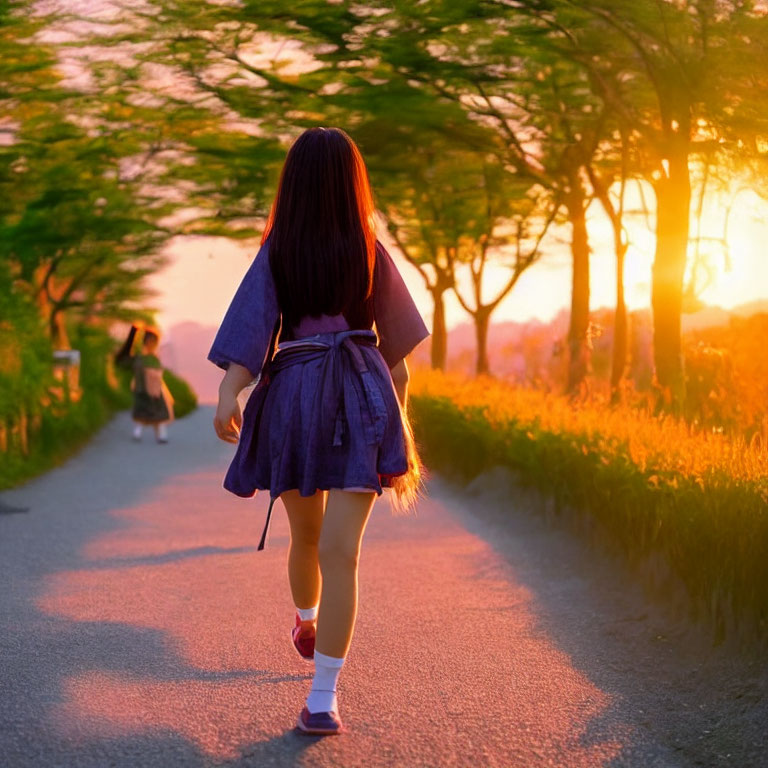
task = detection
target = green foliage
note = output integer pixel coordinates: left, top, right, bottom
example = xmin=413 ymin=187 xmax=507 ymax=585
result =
xmin=0 ymin=323 xmax=198 ymax=489
xmin=411 ymin=391 xmax=768 ymax=645
xmin=0 ymin=115 xmax=173 ymax=344
xmin=164 ymin=368 xmax=197 ymax=420
xmin=0 ymin=0 xmax=197 ymax=348
xmin=0 ymin=329 xmax=129 ymax=490
xmin=0 ymin=263 xmax=51 ymax=420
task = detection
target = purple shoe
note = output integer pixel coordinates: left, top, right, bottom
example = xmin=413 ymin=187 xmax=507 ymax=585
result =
xmin=296 ymin=706 xmax=343 ymax=735
xmin=291 ymin=614 xmax=315 ymax=661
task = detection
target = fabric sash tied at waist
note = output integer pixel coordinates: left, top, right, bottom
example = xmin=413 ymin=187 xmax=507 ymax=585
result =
xmin=270 ymin=329 xmax=387 ymax=448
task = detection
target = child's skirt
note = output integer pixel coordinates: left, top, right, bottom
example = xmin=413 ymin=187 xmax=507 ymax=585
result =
xmin=132 ymin=391 xmax=172 ymax=424
xmin=132 ymin=364 xmax=174 ymax=424
xmin=223 ymin=329 xmax=409 ymax=500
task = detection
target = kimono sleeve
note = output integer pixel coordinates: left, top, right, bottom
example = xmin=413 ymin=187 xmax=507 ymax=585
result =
xmin=207 ymin=243 xmax=280 ymax=380
xmin=372 ymin=241 xmax=430 ymax=369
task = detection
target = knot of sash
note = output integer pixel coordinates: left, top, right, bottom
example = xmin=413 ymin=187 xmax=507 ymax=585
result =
xmin=269 ymin=330 xmax=387 ymax=449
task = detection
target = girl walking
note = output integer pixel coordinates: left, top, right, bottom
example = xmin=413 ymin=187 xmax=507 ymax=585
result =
xmin=116 ymin=323 xmax=174 ymax=443
xmin=208 ymin=127 xmax=428 ymax=735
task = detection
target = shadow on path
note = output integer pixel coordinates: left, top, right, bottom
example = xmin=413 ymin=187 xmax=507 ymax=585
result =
xmin=429 ymin=470 xmax=768 ymax=768
xmin=0 ymin=408 xmax=313 ymax=766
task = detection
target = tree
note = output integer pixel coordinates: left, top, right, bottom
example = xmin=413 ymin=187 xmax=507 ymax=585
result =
xmin=449 ymin=161 xmax=555 ymax=375
xmin=584 ymin=124 xmax=632 ymax=401
xmin=359 ymin=120 xmax=500 ymax=370
xmin=153 ymin=0 xmax=494 ymax=368
xmin=372 ymin=134 xmax=554 ymax=375
xmin=376 ymin=153 xmax=457 ymax=371
xmin=0 ymin=0 xmax=240 ymax=346
xmin=1 ymin=110 xmax=173 ymax=346
xmin=539 ymin=0 xmax=768 ymax=405
xmin=342 ymin=1 xmax=606 ymax=390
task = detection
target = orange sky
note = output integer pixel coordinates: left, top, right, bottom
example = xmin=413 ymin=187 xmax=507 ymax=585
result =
xmin=148 ymin=185 xmax=768 ymax=339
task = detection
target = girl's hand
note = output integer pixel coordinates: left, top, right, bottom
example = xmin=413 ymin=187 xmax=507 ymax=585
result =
xmin=214 ymin=393 xmax=242 ymax=444
xmin=213 ymin=362 xmax=253 ymax=443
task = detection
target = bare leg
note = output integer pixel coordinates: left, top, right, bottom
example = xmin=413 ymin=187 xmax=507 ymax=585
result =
xmin=315 ymin=490 xmax=376 ymax=658
xmin=281 ymin=490 xmax=325 ymax=610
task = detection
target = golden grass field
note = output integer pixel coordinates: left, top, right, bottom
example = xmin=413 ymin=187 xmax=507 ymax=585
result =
xmin=409 ymin=369 xmax=768 ymax=645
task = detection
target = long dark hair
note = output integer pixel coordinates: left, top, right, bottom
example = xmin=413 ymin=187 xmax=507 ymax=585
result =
xmin=262 ymin=127 xmax=376 ymax=330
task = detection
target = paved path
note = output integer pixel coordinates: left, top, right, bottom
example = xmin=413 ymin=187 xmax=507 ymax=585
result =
xmin=1 ymin=407 xmax=765 ymax=767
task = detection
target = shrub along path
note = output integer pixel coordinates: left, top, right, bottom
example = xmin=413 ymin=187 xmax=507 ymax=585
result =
xmin=410 ymin=372 xmax=768 ymax=643
xmin=0 ymin=406 xmax=765 ymax=767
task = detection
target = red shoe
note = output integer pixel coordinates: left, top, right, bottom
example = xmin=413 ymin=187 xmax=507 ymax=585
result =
xmin=291 ymin=614 xmax=315 ymax=661
xmin=296 ymin=706 xmax=343 ymax=735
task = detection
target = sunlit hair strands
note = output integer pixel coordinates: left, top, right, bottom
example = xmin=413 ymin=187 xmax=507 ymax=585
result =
xmin=262 ymin=127 xmax=377 ymax=331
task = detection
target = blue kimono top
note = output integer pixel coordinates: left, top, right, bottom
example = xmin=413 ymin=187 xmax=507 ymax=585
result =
xmin=208 ymin=240 xmax=429 ymax=504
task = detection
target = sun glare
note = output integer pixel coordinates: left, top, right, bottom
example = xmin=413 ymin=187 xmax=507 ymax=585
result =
xmin=696 ymin=188 xmax=767 ymax=310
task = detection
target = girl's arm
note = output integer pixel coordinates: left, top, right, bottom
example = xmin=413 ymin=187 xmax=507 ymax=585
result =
xmin=390 ymin=359 xmax=409 ymax=408
xmin=213 ymin=363 xmax=254 ymax=444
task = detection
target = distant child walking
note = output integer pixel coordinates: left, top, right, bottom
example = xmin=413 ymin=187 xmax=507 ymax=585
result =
xmin=116 ymin=323 xmax=174 ymax=443
xmin=208 ymin=127 xmax=428 ymax=735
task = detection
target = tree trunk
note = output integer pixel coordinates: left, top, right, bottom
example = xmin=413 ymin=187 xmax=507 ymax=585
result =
xmin=475 ymin=308 xmax=491 ymax=376
xmin=430 ymin=286 xmax=448 ymax=371
xmin=651 ymin=144 xmax=691 ymax=408
xmin=18 ymin=406 xmax=28 ymax=456
xmin=610 ymin=244 xmax=628 ymax=403
xmin=49 ymin=308 xmax=71 ymax=350
xmin=566 ymin=187 xmax=590 ymax=394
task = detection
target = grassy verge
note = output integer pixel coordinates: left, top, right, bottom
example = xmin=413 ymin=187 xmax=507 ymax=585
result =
xmin=0 ymin=331 xmax=197 ymax=491
xmin=163 ymin=368 xmax=198 ymax=420
xmin=410 ymin=370 xmax=768 ymax=644
xmin=0 ymin=331 xmax=129 ymax=490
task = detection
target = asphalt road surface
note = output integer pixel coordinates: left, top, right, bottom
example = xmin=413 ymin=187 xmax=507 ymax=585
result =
xmin=1 ymin=406 xmax=766 ymax=768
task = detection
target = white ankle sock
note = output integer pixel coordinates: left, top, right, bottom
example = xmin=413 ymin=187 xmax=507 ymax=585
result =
xmin=296 ymin=605 xmax=318 ymax=622
xmin=132 ymin=424 xmax=143 ymax=439
xmin=306 ymin=651 xmax=345 ymax=714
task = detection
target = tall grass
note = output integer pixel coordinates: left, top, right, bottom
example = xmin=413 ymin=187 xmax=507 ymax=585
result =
xmin=0 ymin=328 xmax=197 ymax=490
xmin=163 ymin=368 xmax=198 ymax=420
xmin=0 ymin=329 xmax=131 ymax=490
xmin=410 ymin=370 xmax=768 ymax=644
